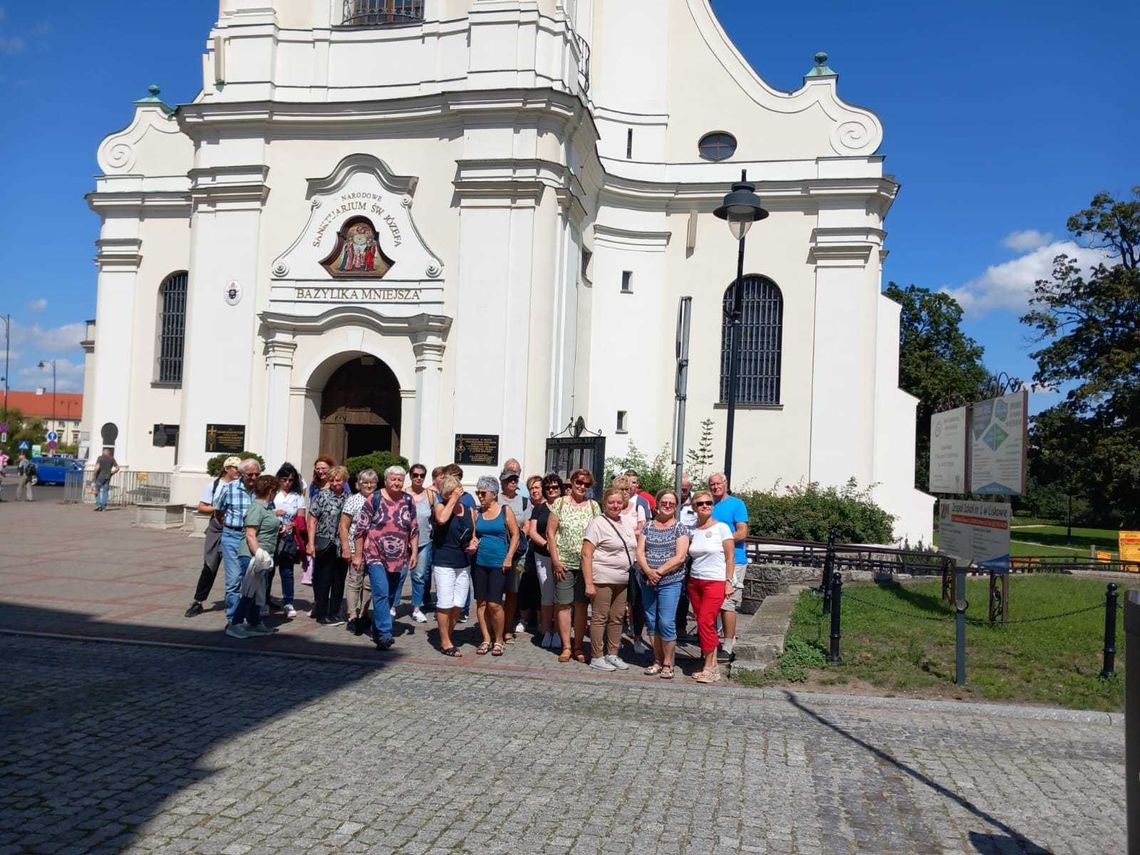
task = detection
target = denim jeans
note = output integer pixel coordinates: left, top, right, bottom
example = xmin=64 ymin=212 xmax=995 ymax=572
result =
xmin=367 ymin=563 xmax=394 ymax=641
xmin=220 ymin=528 xmax=245 ymax=621
xmin=95 ymin=479 xmax=111 ymax=510
xmin=265 ymin=555 xmax=296 ymax=606
xmin=232 ymin=555 xmax=263 ymax=626
xmin=639 ymin=576 xmax=683 ymax=642
xmin=387 ymin=566 xmax=406 ymax=613
xmin=410 ymin=543 xmax=432 ymax=608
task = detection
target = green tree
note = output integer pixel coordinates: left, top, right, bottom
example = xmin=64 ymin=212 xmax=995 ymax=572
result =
xmin=1021 ymin=188 xmax=1140 ymax=525
xmin=883 ymin=283 xmax=989 ymax=490
xmin=2 ymin=408 xmax=47 ymax=457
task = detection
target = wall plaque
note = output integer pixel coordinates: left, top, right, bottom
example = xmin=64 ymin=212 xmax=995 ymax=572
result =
xmin=454 ymin=434 xmax=499 ymax=467
xmin=206 ymin=424 xmax=246 ymax=454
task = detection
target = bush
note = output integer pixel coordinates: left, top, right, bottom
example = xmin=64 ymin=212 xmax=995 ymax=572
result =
xmin=739 ymin=478 xmax=894 ymax=544
xmin=605 ymin=443 xmax=675 ymax=495
xmin=206 ymin=451 xmax=265 ymax=477
xmin=345 ymin=451 xmax=409 ymax=481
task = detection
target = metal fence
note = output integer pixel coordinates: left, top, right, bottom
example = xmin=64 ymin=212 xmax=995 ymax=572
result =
xmin=63 ymin=470 xmax=172 ymax=506
xmin=745 ymin=536 xmax=954 ymax=578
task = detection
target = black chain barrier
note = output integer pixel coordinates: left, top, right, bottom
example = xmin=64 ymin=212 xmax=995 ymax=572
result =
xmin=835 ymin=590 xmax=1107 ymax=627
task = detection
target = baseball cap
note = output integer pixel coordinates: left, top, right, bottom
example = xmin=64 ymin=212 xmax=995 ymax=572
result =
xmin=499 ymin=469 xmax=520 ymax=482
xmin=223 ymin=456 xmax=243 ymax=469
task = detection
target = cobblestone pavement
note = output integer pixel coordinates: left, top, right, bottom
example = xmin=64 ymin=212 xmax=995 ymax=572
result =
xmin=0 ymin=634 xmax=1124 ymax=855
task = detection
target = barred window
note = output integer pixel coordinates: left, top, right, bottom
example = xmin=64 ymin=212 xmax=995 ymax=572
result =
xmin=342 ymin=0 xmax=424 ymax=26
xmin=157 ymin=271 xmax=188 ymax=386
xmin=720 ymin=275 xmax=783 ymax=405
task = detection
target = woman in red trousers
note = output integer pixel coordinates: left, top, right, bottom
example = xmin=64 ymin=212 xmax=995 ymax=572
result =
xmin=685 ymin=490 xmax=735 ymax=683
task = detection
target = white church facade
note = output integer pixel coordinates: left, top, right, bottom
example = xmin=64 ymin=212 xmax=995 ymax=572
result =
xmin=83 ymin=0 xmax=934 ymax=543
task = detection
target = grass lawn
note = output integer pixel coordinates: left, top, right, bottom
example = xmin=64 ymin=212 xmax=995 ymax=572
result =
xmin=740 ymin=575 xmax=1136 ymax=711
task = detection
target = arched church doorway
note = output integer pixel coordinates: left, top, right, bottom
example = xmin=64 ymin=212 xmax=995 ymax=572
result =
xmin=319 ymin=356 xmax=401 ymax=463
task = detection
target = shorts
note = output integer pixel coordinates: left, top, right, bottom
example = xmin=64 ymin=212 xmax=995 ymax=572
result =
xmin=721 ymin=563 xmax=748 ymax=612
xmin=554 ymin=565 xmax=588 ymax=606
xmin=471 ymin=563 xmax=508 ymax=603
xmin=504 ymin=556 xmax=525 ymax=594
xmin=432 ymin=565 xmax=471 ymax=610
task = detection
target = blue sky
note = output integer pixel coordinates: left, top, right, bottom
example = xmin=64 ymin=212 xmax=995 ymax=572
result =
xmin=0 ymin=1 xmax=1136 ymax=411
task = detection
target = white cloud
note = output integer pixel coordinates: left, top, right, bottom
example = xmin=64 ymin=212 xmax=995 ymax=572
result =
xmin=9 ymin=320 xmax=86 ymax=352
xmin=1001 ymin=229 xmax=1054 ymax=252
xmin=27 ymin=298 xmax=47 ymax=312
xmin=0 ymin=35 xmax=23 ymax=54
xmin=16 ymin=358 xmax=84 ymax=393
xmin=942 ymin=240 xmax=1107 ymax=317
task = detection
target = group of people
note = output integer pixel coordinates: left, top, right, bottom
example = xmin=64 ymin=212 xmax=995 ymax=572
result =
xmin=0 ymin=452 xmax=38 ymax=502
xmin=186 ymin=453 xmax=749 ymax=684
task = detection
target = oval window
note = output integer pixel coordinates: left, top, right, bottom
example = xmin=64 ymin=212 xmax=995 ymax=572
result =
xmin=698 ymin=132 xmax=737 ymax=162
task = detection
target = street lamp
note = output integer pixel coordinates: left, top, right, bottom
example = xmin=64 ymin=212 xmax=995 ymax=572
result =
xmin=38 ymin=360 xmax=57 ymax=431
xmin=1 ymin=313 xmax=9 ymax=422
xmin=713 ymin=169 xmax=768 ymax=486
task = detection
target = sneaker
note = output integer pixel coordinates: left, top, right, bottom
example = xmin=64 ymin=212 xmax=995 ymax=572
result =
xmin=346 ymin=617 xmax=358 ymax=634
xmin=389 ymin=607 xmax=397 ymax=618
xmin=184 ymin=602 xmax=204 ymax=618
xmin=283 ymin=604 xmax=297 ymax=618
xmin=605 ymin=655 xmax=630 ymax=671
xmin=259 ymin=605 xmax=270 ymax=618
xmin=632 ymin=639 xmax=648 ymax=656
xmin=411 ymin=608 xmax=428 ymax=624
xmin=721 ymin=637 xmax=736 ymax=657
xmin=246 ymin=623 xmax=277 ymax=635
xmin=589 ymin=657 xmax=617 ymax=672
xmin=515 ymin=621 xmax=526 ymax=634
xmin=375 ymin=636 xmax=395 ymax=651
xmin=459 ymin=613 xmax=469 ymax=624
xmin=322 ymin=616 xmax=345 ymax=627
xmin=225 ymin=624 xmax=250 ymax=640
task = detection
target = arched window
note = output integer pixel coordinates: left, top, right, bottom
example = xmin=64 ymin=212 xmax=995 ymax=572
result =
xmin=720 ymin=275 xmax=783 ymax=405
xmin=157 ymin=271 xmax=188 ymax=386
xmin=342 ymin=0 xmax=424 ymax=26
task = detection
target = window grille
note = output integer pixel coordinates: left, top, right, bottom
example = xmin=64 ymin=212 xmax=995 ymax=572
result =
xmin=342 ymin=0 xmax=424 ymax=26
xmin=157 ymin=271 xmax=188 ymax=386
xmin=699 ymin=132 xmax=737 ymax=162
xmin=719 ymin=275 xmax=783 ymax=405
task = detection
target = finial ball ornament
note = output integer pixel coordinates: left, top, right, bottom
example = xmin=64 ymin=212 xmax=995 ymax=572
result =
xmin=814 ymin=52 xmax=828 ymax=65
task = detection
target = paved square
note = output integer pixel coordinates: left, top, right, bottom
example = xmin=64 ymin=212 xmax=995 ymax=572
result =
xmin=0 ymin=500 xmax=1127 ymax=853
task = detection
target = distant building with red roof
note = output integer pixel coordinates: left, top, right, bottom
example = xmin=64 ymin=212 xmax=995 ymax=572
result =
xmin=4 ymin=390 xmax=84 ymax=445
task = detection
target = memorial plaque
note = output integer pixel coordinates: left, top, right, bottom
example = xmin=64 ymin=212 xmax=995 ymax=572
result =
xmin=454 ymin=434 xmax=499 ymax=467
xmin=205 ymin=424 xmax=246 ymax=454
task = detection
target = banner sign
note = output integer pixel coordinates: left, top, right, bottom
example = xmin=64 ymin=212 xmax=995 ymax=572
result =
xmin=1120 ymin=531 xmax=1140 ymax=566
xmin=969 ymin=391 xmax=1027 ymax=496
xmin=939 ymin=499 xmax=1011 ymax=573
xmin=929 ymin=406 xmax=968 ymax=494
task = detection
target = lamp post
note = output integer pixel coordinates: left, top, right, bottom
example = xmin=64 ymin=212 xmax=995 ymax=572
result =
xmin=1 ymin=313 xmax=9 ymax=422
xmin=713 ymin=169 xmax=768 ymax=485
xmin=38 ymin=360 xmax=57 ymax=431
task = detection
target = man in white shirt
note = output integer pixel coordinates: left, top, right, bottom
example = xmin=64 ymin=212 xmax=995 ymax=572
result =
xmin=184 ymin=457 xmax=241 ymax=617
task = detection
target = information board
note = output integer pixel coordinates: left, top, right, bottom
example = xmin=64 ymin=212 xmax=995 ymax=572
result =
xmin=929 ymin=406 xmax=968 ymax=494
xmin=938 ymin=499 xmax=1011 ymax=573
xmin=205 ymin=424 xmax=246 ymax=454
xmin=969 ymin=391 xmax=1027 ymax=495
xmin=454 ymin=434 xmax=499 ymax=467
xmin=1119 ymin=531 xmax=1140 ymax=565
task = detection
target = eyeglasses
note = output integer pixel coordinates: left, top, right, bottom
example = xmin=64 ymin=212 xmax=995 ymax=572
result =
xmin=544 ymin=485 xmax=562 ymax=492
xmin=572 ymin=480 xmax=590 ymax=487
xmin=410 ymin=472 xmax=426 ymax=478
xmin=475 ymin=490 xmax=492 ymax=496
xmin=658 ymin=501 xmax=677 ymax=508
xmin=693 ymin=500 xmax=713 ymax=508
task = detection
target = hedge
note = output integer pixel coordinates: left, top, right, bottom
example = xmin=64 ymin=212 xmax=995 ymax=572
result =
xmin=739 ymin=479 xmax=894 ymax=544
xmin=345 ymin=451 xmax=409 ymax=480
xmin=206 ymin=451 xmax=266 ymax=477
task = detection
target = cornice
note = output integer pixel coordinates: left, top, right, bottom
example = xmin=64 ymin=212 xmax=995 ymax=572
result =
xmin=453 ymin=157 xmax=586 ymax=210
xmin=592 ymin=224 xmax=672 ymax=252
xmin=808 ymin=227 xmax=885 ymax=268
xmin=260 ymin=307 xmax=452 ymax=338
xmin=189 ymin=164 xmax=271 ymax=208
xmin=94 ymin=238 xmax=143 ymax=271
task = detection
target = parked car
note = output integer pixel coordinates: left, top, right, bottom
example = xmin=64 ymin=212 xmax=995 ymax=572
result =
xmin=30 ymin=456 xmax=85 ymax=485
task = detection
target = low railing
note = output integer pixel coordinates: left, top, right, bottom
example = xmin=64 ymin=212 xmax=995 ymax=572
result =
xmin=63 ymin=470 xmax=172 ymax=507
xmin=745 ymin=536 xmax=953 ymax=578
xmin=342 ymin=0 xmax=424 ymax=27
xmin=1010 ymin=555 xmax=1140 ymax=575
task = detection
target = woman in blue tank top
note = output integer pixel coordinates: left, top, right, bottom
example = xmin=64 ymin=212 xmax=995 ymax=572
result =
xmin=471 ymin=476 xmax=519 ymax=656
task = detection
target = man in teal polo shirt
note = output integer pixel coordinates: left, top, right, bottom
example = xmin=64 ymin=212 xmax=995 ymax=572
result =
xmin=709 ymin=472 xmax=748 ymax=657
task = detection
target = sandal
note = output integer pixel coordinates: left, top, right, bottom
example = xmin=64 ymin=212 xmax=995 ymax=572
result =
xmin=558 ymin=648 xmax=572 ymax=663
xmin=504 ymin=633 xmax=516 ymax=644
xmin=660 ymin=665 xmax=674 ymax=680
xmin=693 ymin=667 xmax=721 ymax=684
xmin=643 ymin=663 xmax=663 ymax=676
xmin=441 ymin=646 xmax=463 ymax=658
xmin=491 ymin=642 xmax=505 ymax=657
xmin=476 ymin=641 xmax=491 ymax=656
xmin=572 ymin=647 xmax=587 ymax=664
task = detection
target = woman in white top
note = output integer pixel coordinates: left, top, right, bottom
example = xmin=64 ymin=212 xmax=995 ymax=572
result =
xmin=686 ymin=490 xmax=735 ymax=683
xmin=268 ymin=462 xmax=307 ymax=618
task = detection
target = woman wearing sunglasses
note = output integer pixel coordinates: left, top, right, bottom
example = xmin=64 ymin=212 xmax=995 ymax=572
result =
xmin=406 ymin=464 xmax=434 ymax=623
xmin=525 ymin=473 xmax=563 ymax=648
xmin=546 ymin=468 xmax=600 ymax=663
xmin=686 ymin=490 xmax=735 ymax=683
xmin=635 ymin=489 xmax=690 ymax=679
xmin=472 ymin=476 xmax=520 ymax=657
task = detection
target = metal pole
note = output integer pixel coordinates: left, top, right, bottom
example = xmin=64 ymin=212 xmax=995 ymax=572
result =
xmin=954 ymin=566 xmax=968 ymax=686
xmin=723 ymin=234 xmax=746 ymax=486
xmin=821 ymin=525 xmax=836 ymax=616
xmin=672 ymin=296 xmax=692 ymax=498
xmin=1101 ymin=582 xmax=1118 ymax=678
xmin=1125 ymin=590 xmax=1139 ymax=852
xmin=2 ymin=313 xmax=8 ymax=422
xmin=828 ymin=572 xmax=843 ymax=663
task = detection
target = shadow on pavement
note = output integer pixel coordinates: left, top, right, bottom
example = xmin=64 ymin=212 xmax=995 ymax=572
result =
xmin=783 ymin=691 xmax=1050 ymax=854
xmin=0 ymin=603 xmax=405 ymax=853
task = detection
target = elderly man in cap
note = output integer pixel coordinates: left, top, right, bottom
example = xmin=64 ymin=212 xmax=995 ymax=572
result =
xmin=497 ymin=459 xmax=530 ymax=641
xmin=213 ymin=457 xmax=263 ymax=622
xmin=185 ymin=456 xmax=243 ymax=617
